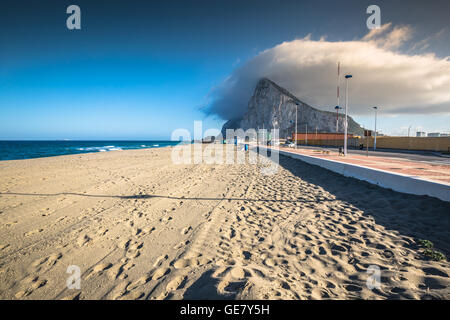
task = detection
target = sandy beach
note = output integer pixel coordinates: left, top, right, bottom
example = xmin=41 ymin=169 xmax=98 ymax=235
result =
xmin=0 ymin=146 xmax=449 ymax=300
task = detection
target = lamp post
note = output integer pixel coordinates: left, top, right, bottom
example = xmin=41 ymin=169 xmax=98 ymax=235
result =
xmin=297 ymin=122 xmax=309 ymax=146
xmin=305 ymin=123 xmax=308 ymax=145
xmin=344 ymin=74 xmax=352 ymax=156
xmin=373 ymin=106 xmax=378 ymax=151
xmin=295 ymin=102 xmax=299 ymax=149
xmin=335 ymin=106 xmax=342 ymax=132
xmin=335 ymin=106 xmax=342 ymax=147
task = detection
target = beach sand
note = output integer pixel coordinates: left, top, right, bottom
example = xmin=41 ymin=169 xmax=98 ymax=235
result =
xmin=0 ymin=146 xmax=449 ymax=300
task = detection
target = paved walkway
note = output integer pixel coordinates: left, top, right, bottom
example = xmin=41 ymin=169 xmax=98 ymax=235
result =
xmin=277 ymin=146 xmax=450 ymax=185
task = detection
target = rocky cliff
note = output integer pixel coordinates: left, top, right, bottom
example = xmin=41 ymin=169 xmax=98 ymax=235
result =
xmin=221 ymin=78 xmax=363 ymax=139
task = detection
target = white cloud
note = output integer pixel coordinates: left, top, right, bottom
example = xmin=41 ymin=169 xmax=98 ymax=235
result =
xmin=205 ymin=24 xmax=450 ymax=120
xmin=362 ymin=23 xmax=413 ymax=49
xmin=408 ymin=28 xmax=446 ymax=53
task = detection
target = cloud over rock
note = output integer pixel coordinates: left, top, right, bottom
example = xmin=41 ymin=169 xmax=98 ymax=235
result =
xmin=206 ymin=24 xmax=450 ymax=120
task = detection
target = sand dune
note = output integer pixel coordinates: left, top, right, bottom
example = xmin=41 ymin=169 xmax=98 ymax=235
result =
xmin=0 ymin=146 xmax=449 ymax=300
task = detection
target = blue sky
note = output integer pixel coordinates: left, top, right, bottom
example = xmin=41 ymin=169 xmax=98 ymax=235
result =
xmin=0 ymin=0 xmax=449 ymax=139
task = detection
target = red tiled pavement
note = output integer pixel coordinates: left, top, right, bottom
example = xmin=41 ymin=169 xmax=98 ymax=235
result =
xmin=276 ymin=147 xmax=450 ymax=185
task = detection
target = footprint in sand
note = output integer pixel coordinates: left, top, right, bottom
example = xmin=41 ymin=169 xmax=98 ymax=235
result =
xmin=125 ymin=242 xmax=143 ymax=258
xmin=230 ymin=267 xmax=247 ymax=280
xmin=154 ymin=254 xmax=168 ymax=267
xmin=93 ymin=262 xmax=113 ymax=273
xmin=109 ymin=281 xmax=130 ymax=300
xmin=217 ymin=278 xmax=248 ymax=297
xmin=263 ymin=258 xmax=276 ymax=267
xmin=173 ymin=256 xmax=210 ymax=269
xmin=31 ymin=253 xmax=63 ymax=271
xmin=173 ymin=240 xmax=190 ymax=250
xmin=119 ymin=239 xmax=131 ymax=249
xmin=166 ymin=275 xmax=186 ymax=291
xmin=87 ymin=262 xmax=113 ymax=279
xmin=120 ymin=290 xmax=145 ymax=300
xmin=123 ymin=260 xmax=135 ymax=271
xmin=133 ymin=211 xmax=143 ymax=219
xmin=142 ymin=226 xmax=155 ymax=235
xmin=422 ymin=267 xmax=448 ymax=278
xmin=15 ymin=276 xmax=48 ymax=298
xmin=107 ymin=263 xmax=126 ymax=280
xmin=77 ymin=234 xmax=91 ymax=247
xmin=152 ymin=267 xmax=170 ymax=280
xmin=56 ymin=216 xmax=67 ymax=223
xmin=160 ymin=216 xmax=173 ymax=223
xmin=128 ymin=274 xmax=152 ymax=290
xmin=173 ymin=259 xmax=191 ymax=269
xmin=24 ymin=229 xmax=44 ymax=237
xmin=180 ymin=226 xmax=192 ymax=235
xmin=60 ymin=292 xmax=81 ymax=300
xmin=97 ymin=228 xmax=108 ymax=236
xmin=15 ymin=290 xmax=30 ymax=299
xmin=5 ymin=221 xmax=18 ymax=227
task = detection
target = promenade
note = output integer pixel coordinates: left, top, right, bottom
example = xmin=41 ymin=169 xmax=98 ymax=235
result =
xmin=271 ymin=146 xmax=450 ymax=202
xmin=278 ymin=146 xmax=450 ymax=184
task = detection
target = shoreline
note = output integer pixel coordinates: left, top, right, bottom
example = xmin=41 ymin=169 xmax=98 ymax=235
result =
xmin=0 ymin=141 xmax=179 ymax=162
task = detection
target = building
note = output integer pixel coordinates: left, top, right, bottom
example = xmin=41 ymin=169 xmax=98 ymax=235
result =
xmin=427 ymin=132 xmax=441 ymax=137
xmin=416 ymin=132 xmax=426 ymax=137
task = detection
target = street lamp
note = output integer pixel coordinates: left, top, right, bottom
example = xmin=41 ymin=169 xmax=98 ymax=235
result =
xmin=297 ymin=122 xmax=309 ymax=146
xmin=305 ymin=123 xmax=308 ymax=145
xmin=344 ymin=74 xmax=352 ymax=156
xmin=373 ymin=106 xmax=378 ymax=151
xmin=335 ymin=106 xmax=342 ymax=132
xmin=295 ymin=102 xmax=299 ymax=149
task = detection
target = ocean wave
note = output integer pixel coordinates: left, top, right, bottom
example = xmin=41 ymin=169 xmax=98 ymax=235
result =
xmin=74 ymin=146 xmax=123 ymax=152
xmin=0 ymin=141 xmax=180 ymax=161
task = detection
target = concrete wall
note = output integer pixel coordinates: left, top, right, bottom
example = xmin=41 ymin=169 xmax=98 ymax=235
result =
xmin=293 ymin=133 xmax=352 ymax=140
xmin=294 ymin=138 xmax=360 ymax=148
xmin=361 ymin=136 xmax=450 ymax=152
xmin=295 ymin=136 xmax=450 ymax=152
